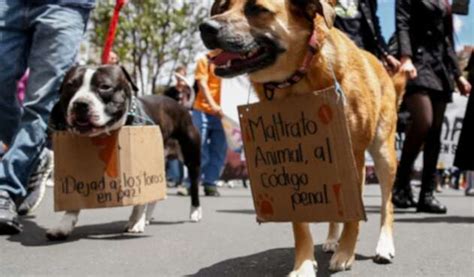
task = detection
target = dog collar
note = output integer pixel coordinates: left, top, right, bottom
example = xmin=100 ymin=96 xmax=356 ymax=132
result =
xmin=126 ymin=97 xmax=155 ymax=126
xmin=262 ymin=23 xmax=323 ymax=100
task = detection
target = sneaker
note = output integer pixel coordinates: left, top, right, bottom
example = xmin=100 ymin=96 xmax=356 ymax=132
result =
xmin=17 ymin=148 xmax=53 ymax=216
xmin=176 ymin=185 xmax=189 ymax=196
xmin=0 ymin=190 xmax=22 ymax=235
xmin=204 ymin=185 xmax=221 ymax=197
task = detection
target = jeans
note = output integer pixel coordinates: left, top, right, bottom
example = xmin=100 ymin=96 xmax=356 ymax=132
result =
xmin=192 ymin=110 xmax=227 ymax=187
xmin=0 ymin=2 xmax=90 ymax=197
xmin=166 ymin=158 xmax=184 ymax=185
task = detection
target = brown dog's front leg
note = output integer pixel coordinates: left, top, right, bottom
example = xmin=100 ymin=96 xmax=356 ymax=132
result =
xmin=290 ymin=222 xmax=317 ymax=276
xmin=329 ymin=221 xmax=359 ymax=271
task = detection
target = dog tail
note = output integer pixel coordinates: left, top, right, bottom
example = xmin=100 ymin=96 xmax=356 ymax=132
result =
xmin=391 ymin=70 xmax=407 ymax=109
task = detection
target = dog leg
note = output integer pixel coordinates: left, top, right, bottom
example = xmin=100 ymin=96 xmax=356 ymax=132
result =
xmin=329 ymin=153 xmax=365 ymax=271
xmin=322 ymin=222 xmax=340 ymax=253
xmin=145 ymin=201 xmax=157 ymax=225
xmin=190 ymin=206 xmax=203 ymax=222
xmin=46 ymin=210 xmax=80 ymax=240
xmin=289 ymin=222 xmax=317 ymax=277
xmin=369 ymin=137 xmax=396 ymax=264
xmin=125 ymin=205 xmax=146 ymax=233
xmin=179 ymin=126 xmax=202 ymax=221
xmin=329 ymin=221 xmax=358 ymax=271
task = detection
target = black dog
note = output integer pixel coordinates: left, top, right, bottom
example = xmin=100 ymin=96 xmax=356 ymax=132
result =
xmin=46 ymin=65 xmax=201 ymax=240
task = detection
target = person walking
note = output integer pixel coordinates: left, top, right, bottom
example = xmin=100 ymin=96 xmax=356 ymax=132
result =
xmin=392 ymin=0 xmax=472 ymax=213
xmin=454 ymin=51 xmax=474 ymax=196
xmin=191 ymin=53 xmax=227 ymax=197
xmin=0 ymin=0 xmax=95 ymax=234
xmin=334 ymin=0 xmax=400 ymax=72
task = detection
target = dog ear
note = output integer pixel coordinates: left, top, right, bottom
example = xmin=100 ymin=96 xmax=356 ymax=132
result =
xmin=48 ymin=102 xmax=68 ymax=132
xmin=291 ymin=0 xmax=336 ymax=28
xmin=59 ymin=65 xmax=80 ymax=95
xmin=120 ymin=66 xmax=139 ymax=96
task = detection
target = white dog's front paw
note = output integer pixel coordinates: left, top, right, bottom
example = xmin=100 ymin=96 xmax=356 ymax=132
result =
xmin=190 ymin=206 xmax=202 ymax=222
xmin=329 ymin=250 xmax=354 ymax=272
xmin=322 ymin=239 xmax=339 ymax=253
xmin=289 ymin=260 xmax=317 ymax=277
xmin=374 ymin=231 xmax=395 ymax=264
xmin=46 ymin=227 xmax=72 ymax=241
xmin=125 ymin=214 xmax=146 ymax=233
xmin=46 ymin=212 xmax=78 ymax=241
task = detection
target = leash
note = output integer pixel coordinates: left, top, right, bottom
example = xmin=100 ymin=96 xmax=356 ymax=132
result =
xmin=99 ymin=2 xmax=153 ymax=125
xmin=101 ymin=0 xmax=127 ymax=64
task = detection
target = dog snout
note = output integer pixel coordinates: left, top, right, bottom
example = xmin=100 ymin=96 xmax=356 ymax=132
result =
xmin=72 ymin=101 xmax=90 ymax=117
xmin=199 ymin=19 xmax=222 ymax=49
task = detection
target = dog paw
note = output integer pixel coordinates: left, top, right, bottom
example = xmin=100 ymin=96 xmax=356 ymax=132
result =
xmin=374 ymin=235 xmax=395 ymax=264
xmin=125 ymin=216 xmax=146 ymax=233
xmin=46 ymin=228 xmax=71 ymax=241
xmin=322 ymin=240 xmax=338 ymax=253
xmin=329 ymin=251 xmax=354 ymax=272
xmin=288 ymin=260 xmax=317 ymax=277
xmin=145 ymin=217 xmax=154 ymax=226
xmin=190 ymin=206 xmax=202 ymax=222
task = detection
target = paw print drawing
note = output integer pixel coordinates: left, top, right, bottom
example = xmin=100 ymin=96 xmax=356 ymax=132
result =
xmin=318 ymin=104 xmax=333 ymax=125
xmin=256 ymin=193 xmax=274 ymax=216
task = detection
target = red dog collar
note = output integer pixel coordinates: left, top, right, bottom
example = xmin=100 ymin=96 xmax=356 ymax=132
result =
xmin=262 ymin=22 xmax=324 ymax=100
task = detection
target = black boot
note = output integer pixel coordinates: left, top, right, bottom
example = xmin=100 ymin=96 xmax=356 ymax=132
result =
xmin=417 ymin=173 xmax=447 ymax=214
xmin=417 ymin=192 xmax=447 ymax=214
xmin=392 ymin=176 xmax=417 ymax=208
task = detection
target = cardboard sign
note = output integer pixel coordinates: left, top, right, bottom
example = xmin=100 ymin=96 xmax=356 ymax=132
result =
xmin=53 ymin=126 xmax=166 ymax=211
xmin=238 ymin=87 xmax=366 ymax=222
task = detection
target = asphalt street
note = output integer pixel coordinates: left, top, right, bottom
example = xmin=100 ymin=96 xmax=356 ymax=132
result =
xmin=1 ymin=184 xmax=473 ymax=277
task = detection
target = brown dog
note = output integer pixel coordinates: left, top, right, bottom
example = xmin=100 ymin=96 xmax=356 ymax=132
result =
xmin=200 ymin=0 xmax=405 ymax=275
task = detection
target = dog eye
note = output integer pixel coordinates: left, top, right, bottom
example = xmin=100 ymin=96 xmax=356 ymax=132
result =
xmin=244 ymin=4 xmax=272 ymax=17
xmin=99 ymin=84 xmax=113 ymax=91
xmin=211 ymin=0 xmax=230 ymax=16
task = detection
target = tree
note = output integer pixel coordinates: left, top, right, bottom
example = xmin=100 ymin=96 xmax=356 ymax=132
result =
xmin=91 ymin=0 xmax=208 ymax=94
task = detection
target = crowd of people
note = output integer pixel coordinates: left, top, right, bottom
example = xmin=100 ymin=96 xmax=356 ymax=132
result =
xmin=334 ymin=0 xmax=472 ymax=214
xmin=0 ymin=0 xmax=472 ymax=237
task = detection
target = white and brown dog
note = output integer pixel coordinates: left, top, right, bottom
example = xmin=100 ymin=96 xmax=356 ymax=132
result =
xmin=46 ymin=65 xmax=202 ymax=240
xmin=200 ymin=0 xmax=406 ymax=275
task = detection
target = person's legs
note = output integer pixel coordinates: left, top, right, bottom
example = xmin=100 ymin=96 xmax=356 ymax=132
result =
xmin=0 ymin=1 xmax=28 ymax=150
xmin=0 ymin=0 xmax=30 ymax=234
xmin=393 ymin=93 xmax=433 ymax=208
xmin=189 ymin=110 xmax=211 ymax=194
xmin=466 ymin=171 xmax=474 ymax=196
xmin=202 ymin=115 xmax=227 ymax=196
xmin=166 ymin=158 xmax=184 ymax=186
xmin=417 ymin=96 xmax=447 ymax=213
xmin=1 ymin=4 xmax=89 ymax=234
xmin=0 ymin=4 xmax=89 ymax=198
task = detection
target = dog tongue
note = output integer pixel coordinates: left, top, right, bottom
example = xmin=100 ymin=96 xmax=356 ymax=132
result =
xmin=212 ymin=52 xmax=242 ymax=66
